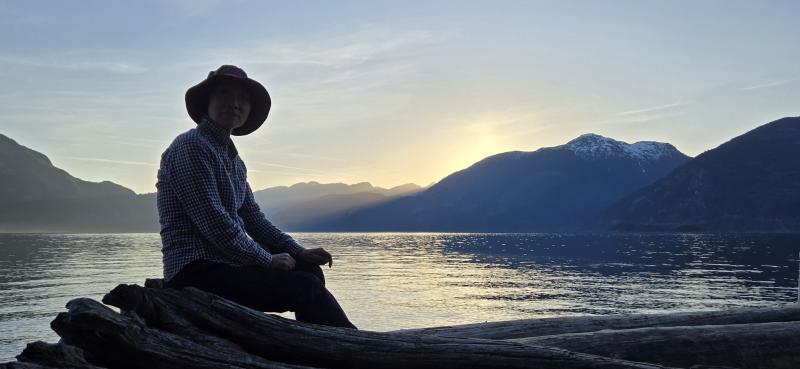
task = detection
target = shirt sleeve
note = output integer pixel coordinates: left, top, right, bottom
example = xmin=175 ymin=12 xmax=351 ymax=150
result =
xmin=166 ymin=139 xmax=274 ymax=267
xmin=238 ymin=172 xmax=305 ymax=257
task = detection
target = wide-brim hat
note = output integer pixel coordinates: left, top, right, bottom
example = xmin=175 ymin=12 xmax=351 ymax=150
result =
xmin=185 ymin=65 xmax=271 ymax=136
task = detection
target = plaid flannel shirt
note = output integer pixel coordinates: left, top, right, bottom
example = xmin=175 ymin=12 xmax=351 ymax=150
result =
xmin=157 ymin=116 xmax=304 ymax=282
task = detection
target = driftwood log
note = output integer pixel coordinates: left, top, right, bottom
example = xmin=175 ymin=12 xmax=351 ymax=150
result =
xmin=99 ymin=284 xmax=675 ymax=369
xmin=2 ymin=280 xmax=800 ymax=368
xmin=511 ymin=321 xmax=800 ymax=369
xmin=52 ymin=298 xmax=308 ymax=369
xmin=0 ymin=341 xmax=103 ymax=369
xmin=393 ymin=304 xmax=800 ymax=339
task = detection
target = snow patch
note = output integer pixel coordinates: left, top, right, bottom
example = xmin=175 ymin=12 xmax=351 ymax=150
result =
xmin=566 ymin=133 xmax=675 ymax=161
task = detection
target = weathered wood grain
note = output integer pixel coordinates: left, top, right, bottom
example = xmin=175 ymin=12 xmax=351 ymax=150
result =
xmin=512 ymin=320 xmax=800 ymax=369
xmin=14 ymin=341 xmax=104 ymax=369
xmin=102 ymin=284 xmax=678 ymax=369
xmin=10 ymin=279 xmax=799 ymax=369
xmin=51 ymin=298 xmax=311 ymax=369
xmin=393 ymin=305 xmax=800 ymax=339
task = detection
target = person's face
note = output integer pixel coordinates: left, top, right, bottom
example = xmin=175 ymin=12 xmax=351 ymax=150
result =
xmin=207 ymin=79 xmax=251 ymax=131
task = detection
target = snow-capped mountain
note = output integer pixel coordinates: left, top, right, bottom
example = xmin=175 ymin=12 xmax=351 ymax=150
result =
xmin=566 ymin=133 xmax=680 ymax=161
xmin=310 ymin=133 xmax=690 ymax=232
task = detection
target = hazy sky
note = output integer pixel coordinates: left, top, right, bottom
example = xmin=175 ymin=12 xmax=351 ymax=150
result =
xmin=1 ymin=1 xmax=798 ymax=194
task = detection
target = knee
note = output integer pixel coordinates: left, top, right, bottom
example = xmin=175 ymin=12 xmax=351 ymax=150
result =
xmin=295 ymin=261 xmax=325 ymax=285
xmin=286 ymin=272 xmax=328 ymax=306
xmin=293 ymin=271 xmax=326 ymax=293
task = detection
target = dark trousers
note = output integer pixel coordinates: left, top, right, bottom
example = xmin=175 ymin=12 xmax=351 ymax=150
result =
xmin=164 ymin=259 xmax=356 ymax=329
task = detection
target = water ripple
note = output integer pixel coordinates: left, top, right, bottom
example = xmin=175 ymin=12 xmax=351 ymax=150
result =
xmin=1 ymin=232 xmax=799 ymax=362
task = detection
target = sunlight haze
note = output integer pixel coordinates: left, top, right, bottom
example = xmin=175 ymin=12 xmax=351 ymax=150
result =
xmin=1 ymin=0 xmax=798 ymax=193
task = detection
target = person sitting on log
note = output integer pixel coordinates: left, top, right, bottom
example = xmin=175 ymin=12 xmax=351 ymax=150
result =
xmin=156 ymin=65 xmax=356 ymax=329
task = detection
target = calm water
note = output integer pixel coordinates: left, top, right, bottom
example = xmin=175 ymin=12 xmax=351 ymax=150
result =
xmin=1 ymin=232 xmax=799 ymax=362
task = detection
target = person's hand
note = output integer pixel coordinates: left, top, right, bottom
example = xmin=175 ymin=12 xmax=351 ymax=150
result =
xmin=298 ymin=248 xmax=333 ymax=268
xmin=269 ymin=253 xmax=296 ymax=271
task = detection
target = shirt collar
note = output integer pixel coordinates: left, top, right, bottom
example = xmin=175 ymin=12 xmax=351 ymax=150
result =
xmin=198 ymin=116 xmax=238 ymax=158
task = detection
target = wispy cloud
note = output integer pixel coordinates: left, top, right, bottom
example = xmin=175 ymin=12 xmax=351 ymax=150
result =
xmin=64 ymin=61 xmax=147 ymax=73
xmin=49 ymin=134 xmax=167 ymax=149
xmin=598 ymin=112 xmax=683 ymax=126
xmin=616 ymin=102 xmax=688 ymax=116
xmin=267 ymin=151 xmax=347 ymax=162
xmin=196 ymin=28 xmax=445 ymax=69
xmin=248 ymin=161 xmax=329 ymax=174
xmin=247 ymin=160 xmax=362 ymax=179
xmin=62 ymin=156 xmax=157 ymax=167
xmin=0 ymin=52 xmax=147 ymax=73
xmin=245 ymin=146 xmax=350 ymax=163
xmin=178 ymin=28 xmax=451 ymax=130
xmin=2 ymin=88 xmax=179 ymax=136
xmin=740 ymin=78 xmax=798 ymax=91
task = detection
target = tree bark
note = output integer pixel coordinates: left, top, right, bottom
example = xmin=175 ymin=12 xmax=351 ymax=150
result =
xmin=50 ymin=298 xmax=310 ymax=369
xmin=13 ymin=341 xmax=105 ymax=369
xmin=393 ymin=305 xmax=800 ymax=339
xmin=13 ymin=280 xmax=799 ymax=368
xmin=102 ymin=284 xmax=678 ymax=369
xmin=511 ymin=320 xmax=800 ymax=369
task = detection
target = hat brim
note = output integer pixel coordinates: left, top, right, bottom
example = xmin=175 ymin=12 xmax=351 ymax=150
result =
xmin=185 ymin=75 xmax=271 ymax=136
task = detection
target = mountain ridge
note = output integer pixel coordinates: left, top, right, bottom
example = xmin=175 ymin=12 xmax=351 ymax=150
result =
xmin=3 ymin=118 xmax=796 ymax=234
xmin=565 ymin=133 xmax=680 ymax=161
xmin=601 ymin=116 xmax=800 ymax=232
xmin=0 ymin=134 xmax=426 ymax=232
xmin=305 ymin=132 xmax=690 ymax=232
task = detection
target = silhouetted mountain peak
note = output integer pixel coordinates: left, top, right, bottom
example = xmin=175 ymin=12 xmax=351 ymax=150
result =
xmin=0 ymin=134 xmax=156 ymax=232
xmin=566 ymin=133 xmax=680 ymax=161
xmin=0 ymin=134 xmax=54 ymax=167
xmin=351 ymin=182 xmax=375 ymax=191
xmin=253 ymin=180 xmax=424 ymax=220
xmin=602 ymin=116 xmax=800 ymax=232
xmin=388 ymin=183 xmax=423 ymax=191
xmin=0 ymin=133 xmax=15 ymax=144
xmin=289 ymin=181 xmax=321 ymax=189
